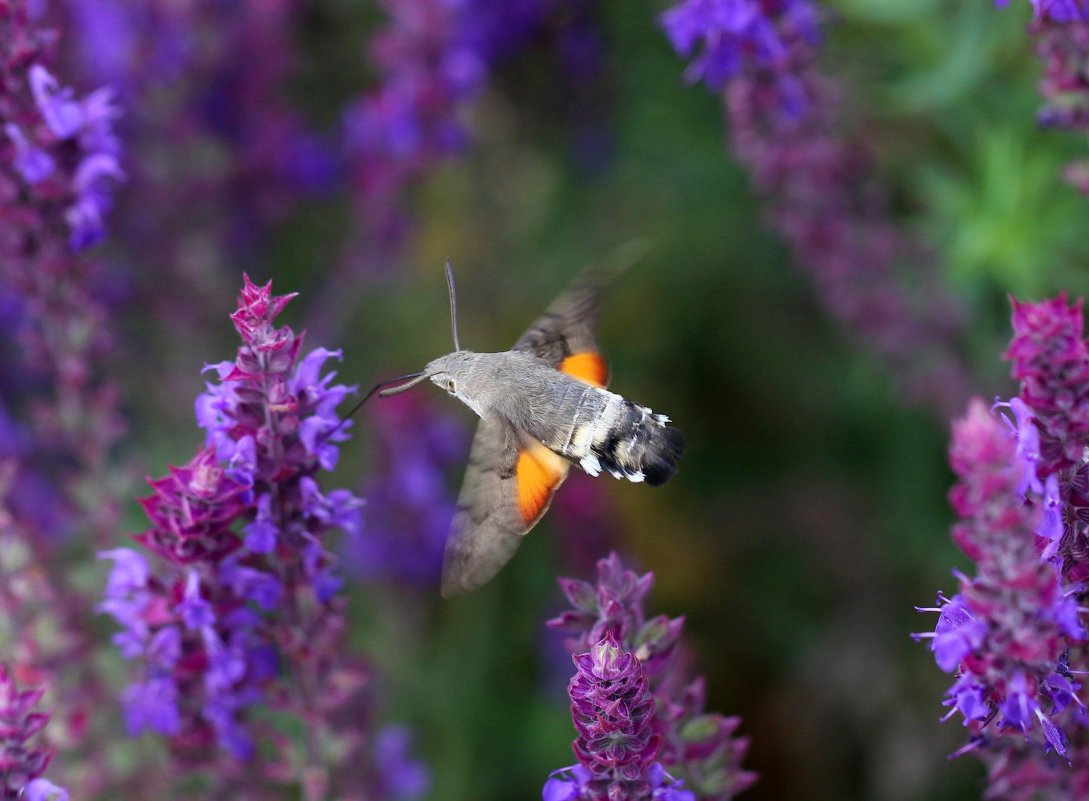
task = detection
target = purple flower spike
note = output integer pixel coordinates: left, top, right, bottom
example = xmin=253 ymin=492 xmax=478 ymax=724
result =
xmin=102 ymin=276 xmax=369 ymax=772
xmin=910 ymin=293 xmax=1089 ymax=792
xmin=660 ymin=0 xmax=970 ymax=415
xmin=548 ymin=553 xmax=755 ymax=799
xmin=569 ymin=635 xmax=661 ymax=775
xmin=919 ymin=391 xmax=1089 ymax=791
xmin=1 ymin=0 xmax=129 ymax=593
xmin=550 ymin=635 xmax=696 ymax=801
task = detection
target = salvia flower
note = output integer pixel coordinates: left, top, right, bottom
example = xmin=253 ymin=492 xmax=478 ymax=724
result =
xmin=101 ymin=276 xmax=367 ymax=771
xmin=545 ymin=635 xmax=693 ymax=801
xmin=548 ymin=553 xmax=756 ymax=800
xmin=660 ymin=0 xmax=971 ymax=415
xmin=916 ymin=392 xmax=1089 ymax=793
xmin=942 ymin=400 xmax=1077 ymax=721
xmin=908 ymin=294 xmax=1089 ymax=793
xmin=0 ymin=664 xmax=67 ymax=800
xmin=570 ymin=635 xmax=660 ymax=775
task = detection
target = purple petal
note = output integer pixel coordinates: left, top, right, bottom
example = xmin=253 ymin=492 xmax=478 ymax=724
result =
xmin=29 ymin=64 xmax=84 ymax=138
xmin=24 ymin=779 xmax=69 ymax=801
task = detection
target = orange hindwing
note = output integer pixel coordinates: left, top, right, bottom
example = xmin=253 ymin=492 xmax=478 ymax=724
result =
xmin=560 ymin=352 xmax=608 ymax=388
xmin=515 ymin=441 xmax=569 ymax=524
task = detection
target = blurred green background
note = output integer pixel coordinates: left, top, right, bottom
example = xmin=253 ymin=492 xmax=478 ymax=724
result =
xmin=108 ymin=1 xmax=1089 ymax=799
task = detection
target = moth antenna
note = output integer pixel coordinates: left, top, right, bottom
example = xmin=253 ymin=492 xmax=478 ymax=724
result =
xmin=445 ymin=258 xmax=461 ymax=352
xmin=378 ymin=371 xmax=432 ymax=397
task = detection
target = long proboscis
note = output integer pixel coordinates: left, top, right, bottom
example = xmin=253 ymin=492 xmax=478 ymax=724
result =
xmin=377 ymin=371 xmax=431 ymax=397
xmin=336 ymin=371 xmax=427 ymax=425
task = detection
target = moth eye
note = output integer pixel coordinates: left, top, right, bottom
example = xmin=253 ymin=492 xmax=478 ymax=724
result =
xmin=445 ymin=379 xmax=457 ymax=394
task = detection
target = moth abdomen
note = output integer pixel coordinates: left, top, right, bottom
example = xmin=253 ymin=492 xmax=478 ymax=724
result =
xmin=574 ymin=396 xmax=684 ymax=486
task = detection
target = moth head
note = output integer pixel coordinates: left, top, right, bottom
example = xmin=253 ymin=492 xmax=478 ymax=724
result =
xmin=425 ymin=351 xmax=471 ymax=395
xmin=375 ymin=351 xmax=475 ymax=403
xmin=424 ymin=351 xmax=485 ymax=415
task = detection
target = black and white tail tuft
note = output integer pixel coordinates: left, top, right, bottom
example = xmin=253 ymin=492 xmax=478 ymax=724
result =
xmin=580 ymin=401 xmax=684 ymax=486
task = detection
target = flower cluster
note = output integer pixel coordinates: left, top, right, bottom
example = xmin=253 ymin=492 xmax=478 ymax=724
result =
xmin=100 ymin=276 xmax=366 ymax=772
xmin=0 ymin=664 xmax=68 ymax=801
xmin=0 ymin=3 xmax=129 ymax=795
xmin=660 ymin=0 xmax=971 ymax=415
xmin=916 ymin=295 xmax=1089 ymax=797
xmin=916 ymin=400 xmax=1079 ymax=758
xmin=547 ymin=553 xmax=756 ymax=801
xmin=545 ymin=635 xmax=693 ymax=801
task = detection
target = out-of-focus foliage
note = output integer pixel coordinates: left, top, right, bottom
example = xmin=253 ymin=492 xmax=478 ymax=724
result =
xmin=4 ymin=0 xmax=1089 ymax=799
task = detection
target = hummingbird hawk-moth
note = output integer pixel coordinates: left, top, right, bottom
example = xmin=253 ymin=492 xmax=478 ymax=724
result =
xmin=378 ymin=257 xmax=684 ymax=596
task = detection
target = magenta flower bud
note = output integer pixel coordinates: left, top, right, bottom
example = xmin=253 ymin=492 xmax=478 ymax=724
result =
xmin=548 ymin=554 xmax=755 ymax=799
xmin=134 ymin=447 xmax=250 ymax=564
xmin=569 ymin=635 xmax=661 ymax=776
xmin=1006 ymin=294 xmax=1089 ymax=477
